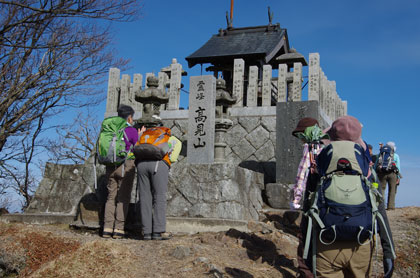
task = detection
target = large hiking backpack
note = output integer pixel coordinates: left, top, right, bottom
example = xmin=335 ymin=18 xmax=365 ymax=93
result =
xmin=376 ymin=145 xmax=395 ymax=173
xmin=303 ymin=141 xmax=394 ymax=275
xmin=311 ymin=141 xmax=374 ymax=243
xmin=133 ymin=127 xmax=172 ymax=166
xmin=96 ymin=116 xmax=130 ymax=166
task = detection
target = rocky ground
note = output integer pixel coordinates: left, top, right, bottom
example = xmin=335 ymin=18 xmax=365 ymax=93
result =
xmin=0 ymin=207 xmax=419 ymax=278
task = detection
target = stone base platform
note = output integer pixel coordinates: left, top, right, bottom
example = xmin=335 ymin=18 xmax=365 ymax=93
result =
xmin=0 ymin=213 xmax=250 ymax=234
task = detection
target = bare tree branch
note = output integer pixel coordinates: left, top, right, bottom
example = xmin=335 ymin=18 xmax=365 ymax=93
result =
xmin=44 ymin=110 xmax=100 ymax=165
xmin=0 ymin=0 xmax=142 ymax=210
xmin=0 ymin=0 xmax=142 ymax=152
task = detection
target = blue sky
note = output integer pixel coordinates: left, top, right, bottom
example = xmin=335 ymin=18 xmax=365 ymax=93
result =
xmin=76 ymin=0 xmax=420 ymax=208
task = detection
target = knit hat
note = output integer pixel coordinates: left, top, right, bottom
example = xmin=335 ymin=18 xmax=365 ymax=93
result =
xmin=386 ymin=141 xmax=396 ymax=152
xmin=117 ymin=105 xmax=135 ymax=120
xmin=292 ymin=117 xmax=319 ymax=137
xmin=326 ymin=115 xmax=366 ymax=150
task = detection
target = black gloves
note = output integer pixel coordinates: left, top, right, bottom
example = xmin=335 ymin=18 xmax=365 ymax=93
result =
xmin=383 ymin=258 xmax=394 ymax=278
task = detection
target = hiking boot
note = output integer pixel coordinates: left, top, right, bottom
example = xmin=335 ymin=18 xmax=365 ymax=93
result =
xmin=102 ymin=228 xmax=113 ymax=238
xmin=152 ymin=232 xmax=171 ymax=240
xmin=113 ymin=232 xmax=125 ymax=239
xmin=143 ymin=233 xmax=152 ymax=240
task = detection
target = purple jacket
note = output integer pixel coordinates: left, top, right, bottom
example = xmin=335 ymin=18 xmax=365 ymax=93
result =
xmin=124 ymin=126 xmax=138 ymax=151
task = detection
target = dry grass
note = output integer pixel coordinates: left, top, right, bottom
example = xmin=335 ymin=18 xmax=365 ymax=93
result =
xmin=1 ymin=207 xmax=419 ymax=278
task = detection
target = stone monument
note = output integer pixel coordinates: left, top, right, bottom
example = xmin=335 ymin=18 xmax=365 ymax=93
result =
xmin=187 ymin=75 xmax=216 ymax=164
xmin=264 ymin=100 xmax=331 ymax=209
xmin=10 ymin=20 xmax=349 ymax=232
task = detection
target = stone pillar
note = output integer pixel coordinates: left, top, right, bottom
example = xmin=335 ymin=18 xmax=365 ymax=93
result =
xmin=318 ymin=70 xmax=324 ymax=111
xmin=292 ymin=62 xmax=302 ymax=101
xmin=325 ymin=79 xmax=331 ymax=119
xmin=330 ymin=81 xmax=336 ymax=120
xmin=276 ymin=101 xmax=322 ymax=184
xmin=334 ymin=82 xmax=339 ymax=120
xmin=262 ymin=65 xmax=272 ymax=106
xmin=119 ymin=74 xmax=131 ymax=106
xmin=321 ymin=72 xmax=328 ymax=116
xmin=168 ymin=59 xmax=182 ymax=110
xmin=308 ymin=53 xmax=320 ymax=101
xmin=105 ymin=68 xmax=120 ymax=117
xmin=246 ymin=66 xmax=258 ymax=107
xmin=187 ymin=76 xmax=216 ymax=164
xmin=337 ymin=96 xmax=343 ymax=119
xmin=158 ymin=72 xmax=168 ymax=91
xmin=342 ymin=100 xmax=348 ymax=115
xmin=132 ymin=74 xmax=143 ymax=119
xmin=158 ymin=72 xmax=169 ymax=111
xmin=277 ymin=64 xmax=287 ymax=102
xmin=232 ymin=59 xmax=245 ymax=107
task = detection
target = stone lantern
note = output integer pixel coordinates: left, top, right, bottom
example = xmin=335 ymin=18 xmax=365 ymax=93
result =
xmin=134 ymin=75 xmax=169 ymax=127
xmin=214 ymin=78 xmax=236 ymax=163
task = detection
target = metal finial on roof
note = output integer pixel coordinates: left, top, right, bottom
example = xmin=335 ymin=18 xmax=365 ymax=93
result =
xmin=226 ymin=11 xmax=232 ymax=28
xmin=268 ymin=6 xmax=273 ymax=26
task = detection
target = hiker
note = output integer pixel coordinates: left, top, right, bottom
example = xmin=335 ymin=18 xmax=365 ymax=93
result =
xmin=375 ymin=141 xmax=401 ymax=210
xmin=291 ymin=117 xmax=328 ymax=278
xmin=134 ymin=116 xmax=179 ymax=240
xmin=368 ymin=144 xmax=378 ymax=164
xmin=101 ymin=105 xmax=145 ymax=239
xmin=315 ymin=116 xmax=373 ymax=277
xmin=365 ymin=142 xmax=396 ymax=278
xmin=302 ymin=115 xmax=395 ymax=278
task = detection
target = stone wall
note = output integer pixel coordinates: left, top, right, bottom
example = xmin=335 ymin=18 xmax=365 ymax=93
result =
xmin=161 ymin=107 xmax=277 ymax=184
xmin=26 ymin=162 xmax=106 ymax=215
xmin=167 ymin=163 xmax=263 ymax=220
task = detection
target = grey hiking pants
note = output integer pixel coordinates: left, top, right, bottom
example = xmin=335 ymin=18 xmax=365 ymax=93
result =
xmin=104 ymin=159 xmax=136 ymax=233
xmin=378 ymin=171 xmax=398 ymax=210
xmin=137 ymin=160 xmax=169 ymax=234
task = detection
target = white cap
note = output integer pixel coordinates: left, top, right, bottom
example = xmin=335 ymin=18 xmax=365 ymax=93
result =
xmin=386 ymin=141 xmax=396 ymax=152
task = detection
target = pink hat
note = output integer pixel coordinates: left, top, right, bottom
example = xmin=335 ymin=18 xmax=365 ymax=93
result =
xmin=326 ymin=115 xmax=366 ymax=150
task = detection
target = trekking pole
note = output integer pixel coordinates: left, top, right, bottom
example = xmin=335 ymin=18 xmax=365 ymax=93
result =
xmin=93 ymin=152 xmax=98 ymax=190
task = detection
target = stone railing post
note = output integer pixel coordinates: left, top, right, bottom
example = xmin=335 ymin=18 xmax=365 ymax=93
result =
xmin=168 ymin=58 xmax=182 ymax=110
xmin=262 ymin=64 xmax=272 ymax=106
xmin=342 ymin=100 xmax=348 ymax=115
xmin=308 ymin=53 xmax=320 ymax=101
xmin=277 ymin=64 xmax=287 ymax=102
xmin=321 ymin=71 xmax=327 ymax=114
xmin=132 ymin=74 xmax=143 ymax=119
xmin=232 ymin=59 xmax=245 ymax=107
xmin=119 ymin=74 xmax=131 ymax=106
xmin=247 ymin=66 xmax=258 ymax=107
xmin=105 ymin=68 xmax=120 ymax=117
xmin=292 ymin=62 xmax=302 ymax=101
xmin=158 ymin=71 xmax=169 ymax=111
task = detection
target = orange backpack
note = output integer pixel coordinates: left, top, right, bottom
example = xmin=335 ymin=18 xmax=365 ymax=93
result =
xmin=133 ymin=127 xmax=172 ymax=166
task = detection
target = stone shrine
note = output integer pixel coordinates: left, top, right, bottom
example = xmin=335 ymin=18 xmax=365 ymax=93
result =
xmin=11 ymin=19 xmax=348 ymax=232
